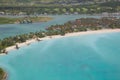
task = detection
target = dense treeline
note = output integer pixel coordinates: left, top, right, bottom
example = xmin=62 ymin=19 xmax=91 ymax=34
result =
xmin=0 ymin=0 xmax=119 ymax=7
xmin=0 ymin=17 xmax=120 ymax=53
xmin=46 ymin=17 xmax=120 ymax=34
xmin=0 ymin=0 xmax=116 ymax=4
xmin=0 ymin=1 xmax=120 ymax=15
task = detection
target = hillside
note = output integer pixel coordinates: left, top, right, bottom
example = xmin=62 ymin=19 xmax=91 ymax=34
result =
xmin=0 ymin=0 xmax=119 ymax=7
xmin=0 ymin=0 xmax=117 ymax=3
xmin=0 ymin=0 xmax=119 ymax=15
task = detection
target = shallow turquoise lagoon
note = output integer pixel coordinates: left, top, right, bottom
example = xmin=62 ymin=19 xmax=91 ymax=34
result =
xmin=0 ymin=15 xmax=102 ymax=39
xmin=0 ymin=32 xmax=120 ymax=80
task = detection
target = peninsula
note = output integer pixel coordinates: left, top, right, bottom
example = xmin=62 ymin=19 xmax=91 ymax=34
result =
xmin=0 ymin=16 xmax=53 ymax=24
xmin=0 ymin=17 xmax=120 ymax=54
xmin=4 ymin=29 xmax=120 ymax=53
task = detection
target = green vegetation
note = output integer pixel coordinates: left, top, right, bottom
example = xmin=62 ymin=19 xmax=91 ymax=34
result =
xmin=0 ymin=0 xmax=113 ymax=3
xmin=0 ymin=17 xmax=53 ymax=24
xmin=0 ymin=1 xmax=119 ymax=15
xmin=0 ymin=17 xmax=17 ymax=24
xmin=0 ymin=68 xmax=6 ymax=80
xmin=0 ymin=17 xmax=120 ymax=53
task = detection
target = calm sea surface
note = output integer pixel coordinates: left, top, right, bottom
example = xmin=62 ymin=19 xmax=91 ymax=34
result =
xmin=0 ymin=15 xmax=102 ymax=39
xmin=0 ymin=32 xmax=120 ymax=80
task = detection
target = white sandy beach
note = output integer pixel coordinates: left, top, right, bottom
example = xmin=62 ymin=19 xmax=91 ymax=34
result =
xmin=1 ymin=29 xmax=120 ymax=55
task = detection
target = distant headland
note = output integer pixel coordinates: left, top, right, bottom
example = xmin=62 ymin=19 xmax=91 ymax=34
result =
xmin=0 ymin=16 xmax=53 ymax=24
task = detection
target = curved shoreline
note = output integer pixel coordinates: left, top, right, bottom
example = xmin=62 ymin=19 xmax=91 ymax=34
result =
xmin=0 ymin=29 xmax=120 ymax=55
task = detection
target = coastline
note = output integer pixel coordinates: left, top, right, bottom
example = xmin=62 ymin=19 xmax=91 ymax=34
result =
xmin=1 ymin=29 xmax=120 ymax=55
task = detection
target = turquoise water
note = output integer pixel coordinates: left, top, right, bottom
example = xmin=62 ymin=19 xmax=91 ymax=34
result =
xmin=0 ymin=32 xmax=120 ymax=80
xmin=0 ymin=15 xmax=102 ymax=39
